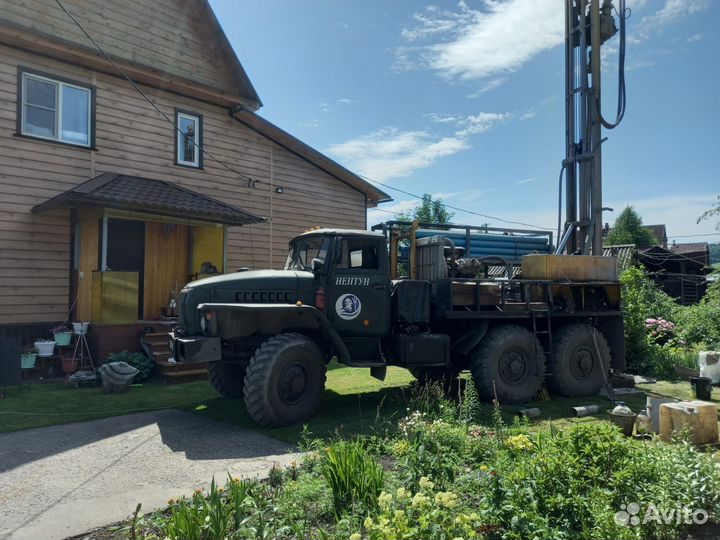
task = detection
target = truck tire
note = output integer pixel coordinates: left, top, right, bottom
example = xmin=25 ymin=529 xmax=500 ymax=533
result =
xmin=549 ymin=324 xmax=609 ymax=397
xmin=208 ymin=359 xmax=247 ymax=399
xmin=469 ymin=325 xmax=545 ymax=404
xmin=243 ymin=333 xmax=326 ymax=427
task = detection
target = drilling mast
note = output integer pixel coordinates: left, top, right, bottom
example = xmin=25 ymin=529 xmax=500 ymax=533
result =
xmin=558 ymin=0 xmax=627 ymax=255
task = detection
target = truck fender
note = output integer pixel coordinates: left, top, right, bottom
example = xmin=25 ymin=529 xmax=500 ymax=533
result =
xmin=197 ymin=303 xmax=351 ymax=364
xmin=453 ymin=320 xmax=489 ymax=356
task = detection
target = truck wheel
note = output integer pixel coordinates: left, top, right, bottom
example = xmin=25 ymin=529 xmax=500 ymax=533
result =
xmin=243 ymin=333 xmax=326 ymax=427
xmin=469 ymin=325 xmax=545 ymax=404
xmin=208 ymin=359 xmax=247 ymax=399
xmin=549 ymin=324 xmax=609 ymax=397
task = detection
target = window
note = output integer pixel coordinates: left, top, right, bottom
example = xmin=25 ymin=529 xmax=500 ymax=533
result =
xmin=20 ymin=70 xmax=93 ymax=147
xmin=175 ymin=110 xmax=202 ymax=168
xmin=284 ymin=236 xmax=331 ymax=271
xmin=336 ymin=238 xmax=380 ymax=270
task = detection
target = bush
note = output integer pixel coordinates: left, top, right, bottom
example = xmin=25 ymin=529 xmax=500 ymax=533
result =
xmin=322 ymin=440 xmax=384 ymax=516
xmin=105 ymin=350 xmax=155 ymax=381
xmin=676 ymin=278 xmax=720 ymax=347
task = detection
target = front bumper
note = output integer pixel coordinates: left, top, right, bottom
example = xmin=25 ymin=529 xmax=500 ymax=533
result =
xmin=170 ymin=331 xmax=222 ymax=364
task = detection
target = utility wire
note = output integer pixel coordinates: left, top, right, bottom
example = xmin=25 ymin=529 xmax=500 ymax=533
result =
xmin=361 ymin=175 xmax=556 ymax=231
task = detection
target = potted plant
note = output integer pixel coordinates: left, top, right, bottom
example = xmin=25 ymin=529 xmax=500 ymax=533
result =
xmin=51 ymin=324 xmax=73 ymax=347
xmin=21 ymin=346 xmax=38 ymax=369
xmin=62 ymin=355 xmax=79 ymax=375
xmin=72 ymin=322 xmax=90 ymax=335
xmin=34 ymin=338 xmax=56 ymax=357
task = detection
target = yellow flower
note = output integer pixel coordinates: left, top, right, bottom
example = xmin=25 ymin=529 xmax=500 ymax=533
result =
xmin=480 ymin=465 xmax=488 ymax=471
xmin=364 ymin=516 xmax=374 ymax=529
xmin=412 ymin=492 xmax=429 ymax=508
xmin=350 ymin=534 xmax=361 ymax=540
xmin=396 ymin=487 xmax=409 ymax=500
xmin=435 ymin=491 xmax=458 ymax=508
xmin=378 ymin=491 xmax=393 ymax=510
xmin=418 ymin=476 xmax=435 ymax=491
xmin=506 ymin=434 xmax=534 ymax=452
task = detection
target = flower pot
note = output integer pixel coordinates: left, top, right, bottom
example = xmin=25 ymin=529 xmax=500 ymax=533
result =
xmin=34 ymin=340 xmax=56 ymax=357
xmin=20 ymin=353 xmax=37 ymax=369
xmin=73 ymin=322 xmax=90 ymax=335
xmin=53 ymin=331 xmax=72 ymax=347
xmin=62 ymin=356 xmax=79 ymax=375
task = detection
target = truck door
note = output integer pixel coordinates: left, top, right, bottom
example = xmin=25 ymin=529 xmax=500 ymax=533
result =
xmin=327 ymin=236 xmax=390 ymax=338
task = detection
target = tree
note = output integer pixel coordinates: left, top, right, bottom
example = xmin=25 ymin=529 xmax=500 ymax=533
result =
xmin=605 ymin=206 xmax=656 ymax=247
xmin=398 ymin=193 xmax=454 ymax=225
xmin=697 ymin=195 xmax=720 ymax=231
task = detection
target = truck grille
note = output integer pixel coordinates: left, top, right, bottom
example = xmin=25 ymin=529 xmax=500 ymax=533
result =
xmin=235 ymin=290 xmax=295 ymax=303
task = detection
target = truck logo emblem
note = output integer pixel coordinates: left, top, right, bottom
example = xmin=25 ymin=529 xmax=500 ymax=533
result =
xmin=336 ymin=294 xmax=361 ymax=320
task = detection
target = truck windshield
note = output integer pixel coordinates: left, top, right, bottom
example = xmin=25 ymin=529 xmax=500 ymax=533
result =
xmin=284 ymin=236 xmax=331 ymax=271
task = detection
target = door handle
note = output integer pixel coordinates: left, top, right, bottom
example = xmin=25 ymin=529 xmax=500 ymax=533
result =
xmin=371 ymin=283 xmax=385 ymax=290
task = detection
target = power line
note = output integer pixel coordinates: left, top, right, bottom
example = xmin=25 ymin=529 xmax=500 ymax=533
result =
xmin=667 ymin=233 xmax=720 ymax=239
xmin=360 ymin=175 xmax=555 ymax=231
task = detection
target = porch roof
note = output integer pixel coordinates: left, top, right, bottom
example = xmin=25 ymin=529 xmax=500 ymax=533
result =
xmin=31 ymin=172 xmax=265 ymax=226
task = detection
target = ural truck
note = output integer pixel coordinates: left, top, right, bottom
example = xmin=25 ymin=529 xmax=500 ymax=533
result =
xmin=171 ymin=221 xmax=624 ymax=427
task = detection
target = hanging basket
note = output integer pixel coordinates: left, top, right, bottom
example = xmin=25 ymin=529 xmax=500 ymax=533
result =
xmin=21 ymin=353 xmax=37 ymax=369
xmin=34 ymin=340 xmax=56 ymax=357
xmin=53 ymin=331 xmax=73 ymax=347
xmin=73 ymin=322 xmax=90 ymax=335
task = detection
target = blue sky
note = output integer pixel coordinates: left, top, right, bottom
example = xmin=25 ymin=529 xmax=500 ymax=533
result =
xmin=211 ymin=0 xmax=719 ymax=243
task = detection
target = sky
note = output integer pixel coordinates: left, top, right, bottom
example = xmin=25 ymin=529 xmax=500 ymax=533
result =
xmin=211 ymin=0 xmax=720 ymax=244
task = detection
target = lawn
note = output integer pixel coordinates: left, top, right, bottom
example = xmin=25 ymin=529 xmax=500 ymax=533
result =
xmin=1 ymin=365 xmax=717 ymax=443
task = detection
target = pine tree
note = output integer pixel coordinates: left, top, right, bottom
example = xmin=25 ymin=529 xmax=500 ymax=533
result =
xmin=605 ymin=206 xmax=656 ymax=247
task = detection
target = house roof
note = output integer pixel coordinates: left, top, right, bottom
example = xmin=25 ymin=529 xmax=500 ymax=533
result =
xmin=602 ymin=244 xmax=637 ymax=270
xmin=670 ymin=242 xmax=710 ymax=265
xmin=233 ymin=110 xmax=392 ymax=207
xmin=31 ymin=173 xmax=265 ymax=226
xmin=645 ymin=224 xmax=668 ymax=245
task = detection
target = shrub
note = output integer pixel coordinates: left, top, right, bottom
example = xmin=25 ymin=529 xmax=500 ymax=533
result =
xmin=321 ymin=440 xmax=384 ymax=516
xmin=105 ymin=350 xmax=155 ymax=381
xmin=676 ymin=278 xmax=720 ymax=347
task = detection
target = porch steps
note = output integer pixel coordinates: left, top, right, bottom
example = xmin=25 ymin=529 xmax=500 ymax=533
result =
xmin=141 ymin=331 xmax=208 ymax=384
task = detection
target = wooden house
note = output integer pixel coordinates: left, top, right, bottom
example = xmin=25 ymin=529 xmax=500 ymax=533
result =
xmin=0 ymin=0 xmax=390 ymax=363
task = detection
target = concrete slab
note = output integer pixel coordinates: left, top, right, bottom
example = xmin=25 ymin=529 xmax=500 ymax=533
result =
xmin=0 ymin=410 xmax=297 ymax=540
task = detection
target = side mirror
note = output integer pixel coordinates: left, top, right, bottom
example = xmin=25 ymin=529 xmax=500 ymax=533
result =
xmin=311 ymin=258 xmax=324 ymax=273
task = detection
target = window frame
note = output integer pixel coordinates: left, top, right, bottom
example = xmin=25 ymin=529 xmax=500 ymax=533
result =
xmin=174 ymin=108 xmax=203 ymax=169
xmin=17 ymin=67 xmax=95 ymax=149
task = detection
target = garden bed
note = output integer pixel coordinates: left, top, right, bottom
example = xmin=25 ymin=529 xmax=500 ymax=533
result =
xmin=70 ymin=380 xmax=720 ymax=540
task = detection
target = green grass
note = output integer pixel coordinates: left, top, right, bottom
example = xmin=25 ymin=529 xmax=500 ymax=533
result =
xmin=2 ymin=365 xmax=717 ymax=444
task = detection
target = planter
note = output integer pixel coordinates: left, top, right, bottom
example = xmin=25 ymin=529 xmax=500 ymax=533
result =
xmin=62 ymin=356 xmax=79 ymax=375
xmin=53 ymin=331 xmax=72 ymax=347
xmin=34 ymin=340 xmax=56 ymax=357
xmin=73 ymin=322 xmax=90 ymax=335
xmin=20 ymin=353 xmax=37 ymax=369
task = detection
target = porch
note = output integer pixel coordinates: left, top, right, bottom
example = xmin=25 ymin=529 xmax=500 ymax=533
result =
xmin=32 ymin=172 xmax=264 ymax=371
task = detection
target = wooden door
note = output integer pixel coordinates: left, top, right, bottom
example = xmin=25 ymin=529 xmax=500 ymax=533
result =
xmin=143 ymin=222 xmax=189 ymax=320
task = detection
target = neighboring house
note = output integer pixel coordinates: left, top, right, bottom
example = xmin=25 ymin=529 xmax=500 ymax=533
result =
xmin=603 ymin=244 xmax=710 ymax=305
xmin=0 ymin=0 xmax=390 ymax=358
xmin=669 ymin=241 xmax=711 ymax=267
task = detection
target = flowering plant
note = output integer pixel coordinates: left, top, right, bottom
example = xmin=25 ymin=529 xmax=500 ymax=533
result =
xmin=358 ymin=477 xmax=483 ymax=540
xmin=645 ymin=317 xmax=677 ymax=346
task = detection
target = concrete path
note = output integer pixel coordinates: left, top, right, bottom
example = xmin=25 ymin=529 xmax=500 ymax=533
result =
xmin=0 ymin=410 xmax=298 ymax=540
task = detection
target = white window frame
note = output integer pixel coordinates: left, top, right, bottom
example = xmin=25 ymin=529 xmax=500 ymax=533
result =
xmin=176 ymin=111 xmax=201 ymax=168
xmin=21 ymin=72 xmax=92 ymax=148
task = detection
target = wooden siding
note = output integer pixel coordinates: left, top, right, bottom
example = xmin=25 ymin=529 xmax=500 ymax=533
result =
xmin=0 ymin=45 xmax=366 ymax=325
xmin=0 ymin=0 xmax=242 ymax=98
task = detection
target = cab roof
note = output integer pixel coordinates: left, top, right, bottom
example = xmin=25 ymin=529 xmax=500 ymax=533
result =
xmin=293 ymin=228 xmax=385 ymax=240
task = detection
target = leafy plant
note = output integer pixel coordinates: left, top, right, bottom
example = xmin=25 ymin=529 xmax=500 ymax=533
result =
xmin=321 ymin=439 xmax=384 ymax=516
xmin=22 ymin=345 xmax=38 ymax=355
xmin=105 ymin=350 xmax=155 ymax=381
xmin=606 ymin=206 xmax=657 ymax=247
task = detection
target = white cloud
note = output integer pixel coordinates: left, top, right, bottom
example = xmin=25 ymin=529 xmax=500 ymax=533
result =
xmin=327 ymin=127 xmax=469 ymax=181
xmin=327 ymin=110 xmax=514 ymax=181
xmin=433 ymin=187 xmax=491 ymax=203
xmin=686 ymin=33 xmax=704 ymax=43
xmin=399 ymin=0 xmax=564 ymax=81
xmin=299 ymin=119 xmax=320 ymax=128
xmin=467 ymin=77 xmax=507 ymax=98
xmin=454 ymin=112 xmax=511 ymax=137
xmin=319 ymin=102 xmax=330 ymax=113
xmin=636 ymin=0 xmax=711 ymax=41
xmin=337 ymin=98 xmax=353 ymax=104
xmin=516 ymin=177 xmax=536 ymax=185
